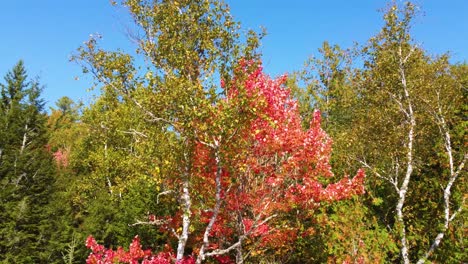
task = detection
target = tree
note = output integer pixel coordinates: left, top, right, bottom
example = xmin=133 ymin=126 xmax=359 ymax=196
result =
xmin=189 ymin=62 xmax=365 ymax=263
xmin=0 ymin=60 xmax=56 ymax=263
xmin=45 ymin=97 xmax=88 ymax=263
xmin=295 ymin=2 xmax=466 ymax=262
xmin=355 ymin=3 xmax=466 ymax=263
xmin=73 ymin=0 xmax=262 ymax=262
xmin=290 ymin=38 xmax=396 ymax=264
xmin=74 ymin=1 xmax=365 ymax=263
xmin=48 ymin=96 xmax=83 ymax=167
xmin=84 ymin=61 xmax=365 ymax=264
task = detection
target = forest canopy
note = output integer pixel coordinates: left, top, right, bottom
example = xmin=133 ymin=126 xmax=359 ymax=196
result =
xmin=0 ymin=1 xmax=465 ymax=263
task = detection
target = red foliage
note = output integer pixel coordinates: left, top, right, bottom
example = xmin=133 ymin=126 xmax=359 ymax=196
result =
xmin=242 ymin=218 xmax=269 ymax=237
xmin=85 ymin=235 xmax=185 ymax=264
xmin=85 ymin=61 xmax=365 ymax=263
xmin=53 ymin=148 xmax=70 ymax=168
xmin=186 ymin=60 xmax=365 ymax=259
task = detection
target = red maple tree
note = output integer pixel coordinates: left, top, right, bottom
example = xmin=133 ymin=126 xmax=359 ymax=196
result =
xmin=86 ymin=61 xmax=365 ymax=263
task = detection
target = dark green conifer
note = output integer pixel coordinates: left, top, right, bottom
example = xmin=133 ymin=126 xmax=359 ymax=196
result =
xmin=0 ymin=60 xmax=56 ymax=263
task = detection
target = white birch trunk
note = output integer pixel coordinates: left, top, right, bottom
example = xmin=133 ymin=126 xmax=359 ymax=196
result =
xmin=196 ymin=147 xmax=223 ymax=264
xmin=177 ymin=152 xmax=192 ymax=262
xmin=415 ymin=111 xmax=466 ymax=264
xmin=395 ymin=47 xmax=415 ymax=264
xmin=176 ymin=178 xmax=192 ymax=261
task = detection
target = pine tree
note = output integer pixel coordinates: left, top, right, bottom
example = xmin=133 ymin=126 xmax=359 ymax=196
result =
xmin=0 ymin=60 xmax=56 ymax=263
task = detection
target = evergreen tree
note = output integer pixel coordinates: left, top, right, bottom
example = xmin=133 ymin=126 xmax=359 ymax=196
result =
xmin=45 ymin=97 xmax=86 ymax=263
xmin=0 ymin=60 xmax=56 ymax=263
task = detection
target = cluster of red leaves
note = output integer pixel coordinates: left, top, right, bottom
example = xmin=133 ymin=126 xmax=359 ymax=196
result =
xmin=233 ymin=62 xmax=365 ymax=204
xmin=188 ymin=61 xmax=365 ymax=257
xmin=53 ymin=148 xmax=70 ymax=168
xmin=218 ymin=62 xmax=364 ymax=208
xmin=242 ymin=218 xmax=269 ymax=237
xmin=85 ymin=236 xmax=196 ymax=264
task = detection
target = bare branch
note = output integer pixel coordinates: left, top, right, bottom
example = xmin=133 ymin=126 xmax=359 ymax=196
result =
xmin=449 ymin=200 xmax=464 ymax=222
xmin=204 ymin=214 xmax=278 ymax=258
xmin=387 ymin=91 xmax=409 ymax=118
xmin=129 ymin=218 xmax=180 ymax=240
xmin=157 ymin=190 xmax=174 ymax=204
xmin=118 ymin=128 xmax=148 ymax=138
xmin=130 ymin=97 xmax=174 ymax=125
xmin=129 ymin=219 xmax=167 ymax=227
xmin=358 ymin=160 xmax=399 ymax=192
xmin=225 ymin=127 xmax=240 ymax=145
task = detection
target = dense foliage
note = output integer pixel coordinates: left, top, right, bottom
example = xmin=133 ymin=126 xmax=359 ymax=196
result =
xmin=0 ymin=1 xmax=465 ymax=263
xmin=0 ymin=61 xmax=56 ymax=263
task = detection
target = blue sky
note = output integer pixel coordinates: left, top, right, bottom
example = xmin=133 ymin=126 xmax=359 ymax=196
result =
xmin=0 ymin=1 xmax=466 ymax=109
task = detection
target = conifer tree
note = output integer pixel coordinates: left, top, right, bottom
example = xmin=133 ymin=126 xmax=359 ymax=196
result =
xmin=0 ymin=60 xmax=56 ymax=263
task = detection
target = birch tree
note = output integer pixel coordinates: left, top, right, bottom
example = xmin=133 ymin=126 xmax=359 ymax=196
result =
xmin=74 ymin=0 xmax=262 ymax=262
xmin=76 ymin=1 xmax=366 ymax=262
xmin=295 ymin=2 xmax=466 ymax=262
xmin=355 ymin=3 xmax=466 ymax=263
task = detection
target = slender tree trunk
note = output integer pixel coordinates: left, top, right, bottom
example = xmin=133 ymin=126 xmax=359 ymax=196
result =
xmin=235 ymin=210 xmax=244 ymax=264
xmin=395 ymin=48 xmax=415 ymax=264
xmin=177 ymin=148 xmax=193 ymax=262
xmin=197 ymin=146 xmax=223 ymax=264
xmin=177 ymin=177 xmax=192 ymax=261
xmin=235 ymin=244 xmax=244 ymax=264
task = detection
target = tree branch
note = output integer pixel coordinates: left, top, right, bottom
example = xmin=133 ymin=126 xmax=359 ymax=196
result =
xmin=203 ymin=214 xmax=278 ymax=258
xmin=358 ymin=160 xmax=399 ymax=192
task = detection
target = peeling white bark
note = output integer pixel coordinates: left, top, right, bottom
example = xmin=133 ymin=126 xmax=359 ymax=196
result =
xmin=176 ymin=178 xmax=191 ymax=261
xmin=177 ymin=149 xmax=193 ymax=262
xmin=394 ymin=45 xmax=415 ymax=264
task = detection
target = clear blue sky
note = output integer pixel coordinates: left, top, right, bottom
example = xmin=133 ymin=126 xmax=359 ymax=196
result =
xmin=0 ymin=1 xmax=467 ymax=109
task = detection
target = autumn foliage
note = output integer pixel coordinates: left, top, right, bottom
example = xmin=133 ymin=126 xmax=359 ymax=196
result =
xmin=85 ymin=235 xmax=183 ymax=264
xmin=0 ymin=1 xmax=465 ymax=263
xmin=86 ymin=62 xmax=365 ymax=263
